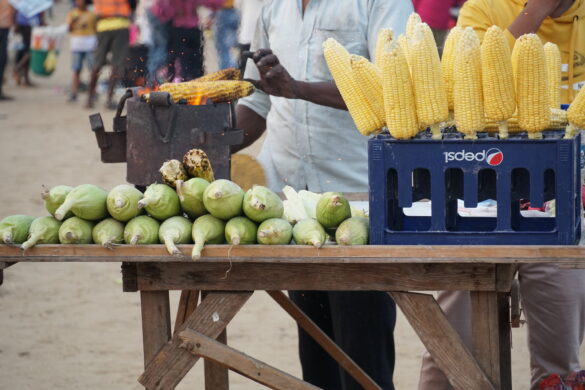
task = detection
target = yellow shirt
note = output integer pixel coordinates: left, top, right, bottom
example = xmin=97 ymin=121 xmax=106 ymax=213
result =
xmin=458 ymin=0 xmax=585 ymax=104
xmin=67 ymin=9 xmax=97 ymax=36
xmin=96 ymin=16 xmax=130 ymax=32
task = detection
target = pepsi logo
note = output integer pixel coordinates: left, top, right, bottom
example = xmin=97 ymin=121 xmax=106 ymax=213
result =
xmin=486 ymin=148 xmax=504 ymax=166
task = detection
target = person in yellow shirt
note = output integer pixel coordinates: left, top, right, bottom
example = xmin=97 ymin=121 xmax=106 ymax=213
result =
xmin=67 ymin=0 xmax=97 ymax=102
xmin=418 ymin=2 xmax=585 ymax=390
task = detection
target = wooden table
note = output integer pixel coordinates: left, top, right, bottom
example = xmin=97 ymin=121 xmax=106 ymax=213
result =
xmin=2 ymin=244 xmax=584 ymax=390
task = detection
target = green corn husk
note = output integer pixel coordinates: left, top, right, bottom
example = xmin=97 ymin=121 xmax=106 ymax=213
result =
xmin=106 ymin=184 xmax=144 ymax=222
xmin=0 ymin=215 xmax=35 ymax=245
xmin=202 ymin=179 xmax=244 ymax=220
xmin=316 ymin=192 xmax=351 ymax=229
xmin=58 ymin=217 xmax=95 ymax=244
xmin=124 ymin=215 xmax=160 ymax=245
xmin=92 ymin=218 xmax=125 ymax=248
xmin=242 ymin=185 xmax=284 ymax=223
xmin=176 ymin=177 xmax=210 ymax=219
xmin=225 ymin=216 xmax=257 ymax=245
xmin=335 ymin=217 xmax=369 ymax=245
xmin=191 ymin=214 xmax=226 ymax=259
xmin=21 ymin=216 xmax=62 ymax=250
xmin=257 ymin=218 xmax=293 ymax=245
xmin=42 ymin=185 xmax=74 ymax=219
xmin=54 ymin=184 xmax=109 ymax=221
xmin=138 ymin=184 xmax=181 ymax=221
xmin=293 ymin=218 xmax=327 ymax=248
xmin=159 ymin=216 xmax=193 ymax=256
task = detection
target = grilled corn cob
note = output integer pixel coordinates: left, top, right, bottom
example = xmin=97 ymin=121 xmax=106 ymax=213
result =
xmin=159 ymin=80 xmax=254 ymax=103
xmin=442 ymin=26 xmax=463 ymax=116
xmin=350 ymin=55 xmax=385 ymax=126
xmin=485 ymin=107 xmax=568 ymax=132
xmin=453 ymin=27 xmax=485 ymax=139
xmin=566 ymin=86 xmax=585 ymax=138
xmin=544 ymin=42 xmax=561 ymax=109
xmin=481 ymin=25 xmax=516 ymax=139
xmin=512 ymin=34 xmax=549 ymax=139
xmin=195 ymin=67 xmax=241 ymax=82
xmin=375 ymin=28 xmax=394 ymax=70
xmin=323 ymin=38 xmax=384 ymax=136
xmin=182 ymin=149 xmax=215 ymax=182
xmin=410 ymin=22 xmax=448 ymax=139
xmin=380 ymin=40 xmax=419 ymax=139
xmin=159 ymin=160 xmax=189 ymax=188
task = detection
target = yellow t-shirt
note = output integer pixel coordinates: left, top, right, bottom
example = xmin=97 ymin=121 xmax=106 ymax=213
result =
xmin=457 ymin=0 xmax=585 ymax=104
xmin=67 ymin=9 xmax=97 ymax=36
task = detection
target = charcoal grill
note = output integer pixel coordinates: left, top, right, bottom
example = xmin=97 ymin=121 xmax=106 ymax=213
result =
xmin=89 ymin=89 xmax=243 ymax=187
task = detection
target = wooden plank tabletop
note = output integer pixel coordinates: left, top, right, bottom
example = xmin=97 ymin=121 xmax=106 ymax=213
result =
xmin=0 ymin=244 xmax=584 ymax=266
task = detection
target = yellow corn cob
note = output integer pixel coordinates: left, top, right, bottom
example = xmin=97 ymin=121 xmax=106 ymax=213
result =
xmin=375 ymin=28 xmax=394 ymax=70
xmin=194 ymin=67 xmax=241 ymax=82
xmin=566 ymin=86 xmax=585 ymax=138
xmin=485 ymin=107 xmax=568 ymax=132
xmin=406 ymin=12 xmax=422 ymax=38
xmin=442 ymin=26 xmax=463 ymax=115
xmin=544 ymin=42 xmax=561 ymax=110
xmin=481 ymin=25 xmax=516 ymax=139
xmin=380 ymin=40 xmax=419 ymax=139
xmin=511 ymin=34 xmax=549 ymax=139
xmin=410 ymin=22 xmax=448 ymax=139
xmin=397 ymin=34 xmax=410 ymax=68
xmin=158 ymin=80 xmax=254 ymax=103
xmin=453 ymin=27 xmax=485 ymax=139
xmin=323 ymin=38 xmax=384 ymax=136
xmin=350 ymin=55 xmax=385 ymax=126
xmin=182 ymin=149 xmax=215 ymax=182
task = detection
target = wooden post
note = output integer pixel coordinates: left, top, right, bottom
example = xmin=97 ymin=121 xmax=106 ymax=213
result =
xmin=174 ymin=290 xmax=200 ymax=334
xmin=205 ymin=329 xmax=229 ymax=390
xmin=140 ymin=291 xmax=172 ymax=367
xmin=0 ymin=261 xmax=16 ymax=286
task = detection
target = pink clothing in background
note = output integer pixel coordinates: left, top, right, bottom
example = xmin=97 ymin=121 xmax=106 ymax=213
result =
xmin=412 ymin=0 xmax=466 ymax=30
xmin=150 ymin=0 xmax=224 ymax=28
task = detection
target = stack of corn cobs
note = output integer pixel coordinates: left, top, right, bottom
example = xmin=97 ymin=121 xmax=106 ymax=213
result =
xmin=324 ymin=12 xmax=585 ymax=140
xmin=0 ymin=150 xmax=369 ymax=260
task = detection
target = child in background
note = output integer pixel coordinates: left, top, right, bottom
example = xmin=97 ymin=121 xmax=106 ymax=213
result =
xmin=67 ymin=0 xmax=97 ymax=102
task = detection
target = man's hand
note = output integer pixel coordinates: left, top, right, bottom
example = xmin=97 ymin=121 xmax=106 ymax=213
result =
xmin=508 ymin=0 xmax=571 ymax=38
xmin=524 ymin=0 xmax=564 ymax=19
xmin=248 ymin=49 xmax=300 ymax=99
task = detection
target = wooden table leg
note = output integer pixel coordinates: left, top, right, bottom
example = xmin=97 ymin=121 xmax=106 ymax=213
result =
xmin=141 ymin=291 xmax=172 ymax=368
xmin=174 ymin=290 xmax=200 ymax=334
xmin=390 ymin=292 xmax=494 ymax=390
xmin=139 ymin=291 xmax=253 ymax=390
xmin=0 ymin=262 xmax=15 ymax=286
xmin=205 ymin=329 xmax=229 ymax=390
xmin=471 ymin=291 xmax=512 ymax=390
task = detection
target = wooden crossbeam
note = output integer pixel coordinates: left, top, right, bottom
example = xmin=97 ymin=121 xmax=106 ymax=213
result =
xmin=178 ymin=329 xmax=321 ymax=390
xmin=173 ymin=290 xmax=199 ymax=335
xmin=139 ymin=291 xmax=252 ymax=389
xmin=390 ymin=292 xmax=494 ymax=390
xmin=267 ymin=290 xmax=382 ymax=390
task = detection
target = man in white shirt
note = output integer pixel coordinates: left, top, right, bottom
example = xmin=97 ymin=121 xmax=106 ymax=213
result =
xmin=235 ymin=1 xmax=412 ymax=388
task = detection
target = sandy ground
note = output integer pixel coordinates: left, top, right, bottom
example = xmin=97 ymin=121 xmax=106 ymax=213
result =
xmin=0 ymin=3 xmax=583 ymax=389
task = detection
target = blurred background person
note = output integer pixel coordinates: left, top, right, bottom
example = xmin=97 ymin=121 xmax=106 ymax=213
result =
xmin=234 ymin=0 xmax=263 ymax=73
xmin=142 ymin=0 xmax=170 ymax=86
xmin=211 ymin=0 xmax=239 ymax=69
xmin=0 ymin=0 xmax=14 ymax=100
xmin=412 ymin=0 xmax=466 ymax=54
xmin=13 ymin=10 xmax=44 ymax=87
xmin=66 ymin=0 xmax=97 ymax=102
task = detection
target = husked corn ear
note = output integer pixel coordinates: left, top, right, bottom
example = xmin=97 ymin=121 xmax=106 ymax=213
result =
xmin=566 ymin=86 xmax=585 ymax=138
xmin=410 ymin=22 xmax=448 ymax=139
xmin=453 ymin=27 xmax=485 ymax=139
xmin=159 ymin=80 xmax=254 ymax=103
xmin=442 ymin=26 xmax=463 ymax=113
xmin=406 ymin=12 xmax=422 ymax=38
xmin=512 ymin=34 xmax=549 ymax=138
xmin=350 ymin=55 xmax=385 ymax=125
xmin=481 ymin=25 xmax=516 ymax=139
xmin=323 ymin=38 xmax=383 ymax=136
xmin=375 ymin=28 xmax=394 ymax=69
xmin=381 ymin=40 xmax=419 ymax=139
xmin=195 ymin=67 xmax=241 ymax=82
xmin=397 ymin=34 xmax=410 ymax=67
xmin=544 ymin=42 xmax=561 ymax=109
xmin=485 ymin=107 xmax=568 ymax=132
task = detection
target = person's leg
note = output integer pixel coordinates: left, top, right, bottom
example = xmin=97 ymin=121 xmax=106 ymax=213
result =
xmin=86 ymin=31 xmax=111 ymax=108
xmin=146 ymin=10 xmax=169 ymax=86
xmin=106 ymin=28 xmax=129 ymax=107
xmin=214 ymin=8 xmax=239 ymax=69
xmin=70 ymin=51 xmax=83 ymax=101
xmin=418 ymin=291 xmax=472 ymax=390
xmin=289 ymin=291 xmax=343 ymax=390
xmin=518 ymin=264 xmax=585 ymax=389
xmin=20 ymin=26 xmax=33 ymax=86
xmin=0 ymin=28 xmax=10 ymax=98
xmin=329 ymin=291 xmax=396 ymax=390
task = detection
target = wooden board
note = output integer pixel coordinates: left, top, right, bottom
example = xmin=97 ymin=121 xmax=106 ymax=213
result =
xmin=139 ymin=291 xmax=252 ymax=389
xmin=179 ymin=329 xmax=321 ymax=390
xmin=135 ymin=262 xmax=498 ymax=292
xmin=204 ymin=329 xmax=229 ymax=390
xmin=2 ymin=245 xmax=585 ymax=267
xmin=141 ymin=291 xmax=172 ymax=367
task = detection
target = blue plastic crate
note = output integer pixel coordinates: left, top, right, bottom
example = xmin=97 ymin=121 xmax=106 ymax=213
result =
xmin=368 ymin=132 xmax=581 ymax=245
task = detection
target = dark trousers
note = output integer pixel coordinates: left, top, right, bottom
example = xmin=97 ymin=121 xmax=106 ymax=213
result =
xmin=168 ymin=26 xmax=203 ymax=81
xmin=289 ymin=291 xmax=396 ymax=390
xmin=16 ymin=24 xmax=32 ymax=64
xmin=0 ymin=28 xmax=8 ymax=93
